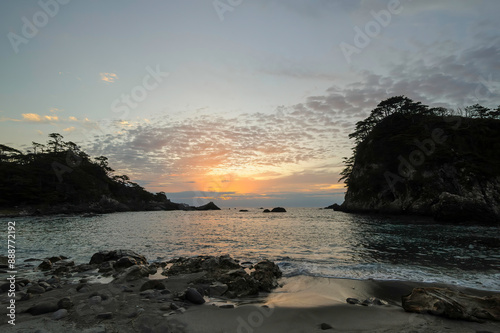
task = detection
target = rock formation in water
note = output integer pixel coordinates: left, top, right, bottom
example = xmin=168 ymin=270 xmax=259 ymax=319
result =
xmin=338 ymin=97 xmax=500 ymax=224
xmin=263 ymin=207 xmax=287 ymax=213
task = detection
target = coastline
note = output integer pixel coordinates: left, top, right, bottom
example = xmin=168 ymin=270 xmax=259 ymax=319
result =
xmin=2 ymin=253 xmax=499 ymax=333
xmin=4 ymin=276 xmax=500 ymax=333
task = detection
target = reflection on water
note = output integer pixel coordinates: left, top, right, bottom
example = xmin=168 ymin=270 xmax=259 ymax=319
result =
xmin=2 ymin=208 xmax=499 ymax=290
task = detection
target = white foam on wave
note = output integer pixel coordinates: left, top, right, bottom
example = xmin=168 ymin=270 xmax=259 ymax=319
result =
xmin=277 ymin=260 xmax=500 ymax=292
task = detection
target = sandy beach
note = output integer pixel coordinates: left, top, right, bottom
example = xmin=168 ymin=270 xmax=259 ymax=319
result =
xmin=4 ymin=272 xmax=500 ymax=333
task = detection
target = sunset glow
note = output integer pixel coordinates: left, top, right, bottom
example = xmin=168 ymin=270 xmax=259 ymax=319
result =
xmin=1 ymin=1 xmax=498 ymax=207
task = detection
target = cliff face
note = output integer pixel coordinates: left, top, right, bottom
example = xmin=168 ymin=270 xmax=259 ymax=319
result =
xmin=340 ymin=114 xmax=500 ymax=224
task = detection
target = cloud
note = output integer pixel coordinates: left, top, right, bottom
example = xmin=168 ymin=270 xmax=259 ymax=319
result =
xmin=23 ymin=113 xmax=59 ymax=122
xmin=63 ymin=127 xmax=76 ymax=132
xmin=83 ymin=39 xmax=499 ymax=203
xmin=100 ymin=72 xmax=118 ymax=83
xmin=19 ymin=113 xmax=59 ymax=123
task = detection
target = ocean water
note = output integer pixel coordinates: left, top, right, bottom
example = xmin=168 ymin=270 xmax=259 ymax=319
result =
xmin=2 ymin=208 xmax=499 ymax=291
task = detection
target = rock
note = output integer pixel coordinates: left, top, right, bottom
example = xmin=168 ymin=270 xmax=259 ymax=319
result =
xmin=433 ymin=192 xmax=497 ymax=223
xmin=147 ymin=263 xmax=158 ymax=275
xmin=195 ymin=201 xmax=221 ymax=210
xmin=226 ymin=276 xmax=259 ymax=297
xmin=117 ymin=265 xmax=150 ymax=281
xmin=209 ymin=282 xmax=229 ymax=297
xmin=167 ymin=255 xmax=282 ymax=298
xmin=76 ymin=284 xmax=91 ymax=293
xmin=98 ymin=261 xmax=115 ymax=273
xmin=27 ymin=285 xmax=46 ymax=294
xmin=38 ymin=281 xmax=51 ymax=289
xmin=251 ymin=260 xmax=282 ymax=292
xmin=324 ymin=203 xmax=341 ymax=210
xmin=74 ymin=264 xmax=94 ymax=272
xmin=46 ymin=276 xmax=61 ymax=284
xmin=115 ymin=256 xmax=141 ymax=269
xmin=402 ymin=287 xmax=500 ymax=322
xmin=139 ymin=289 xmax=156 ymax=297
xmin=361 ymin=297 xmax=388 ymax=306
xmin=140 ymin=279 xmax=166 ymax=291
xmin=219 ymin=255 xmax=241 ymax=269
xmin=38 ymin=259 xmax=53 ymax=271
xmin=54 ymin=259 xmax=74 ymax=267
xmin=52 ymin=308 xmax=68 ymax=320
xmin=338 ymin=112 xmax=500 ymax=225
xmin=89 ymin=295 xmax=102 ymax=304
xmin=271 ymin=207 xmax=286 ymax=212
xmin=48 ymin=256 xmax=63 ymax=263
xmin=53 ymin=266 xmax=70 ymax=275
xmin=95 ymin=312 xmax=113 ymax=320
xmin=346 ymin=298 xmax=361 ymax=304
xmin=320 ymin=323 xmax=333 ymax=330
xmin=20 ymin=293 xmax=33 ymax=301
xmin=1 ymin=282 xmax=20 ymax=293
xmin=89 ymin=249 xmax=148 ymax=266
xmin=239 ymin=209 xmax=249 ymax=212
xmin=263 ymin=209 xmax=271 ymax=213
xmin=127 ymin=308 xmax=145 ymax=318
xmin=26 ymin=301 xmax=59 ymax=315
xmin=184 ymin=288 xmax=205 ymax=304
xmin=57 ymin=297 xmax=73 ymax=309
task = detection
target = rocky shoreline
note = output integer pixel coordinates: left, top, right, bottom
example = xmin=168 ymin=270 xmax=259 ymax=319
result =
xmin=0 ymin=250 xmax=282 ymax=332
xmin=1 ymin=250 xmax=499 ymax=332
xmin=0 ymin=201 xmax=221 ymax=218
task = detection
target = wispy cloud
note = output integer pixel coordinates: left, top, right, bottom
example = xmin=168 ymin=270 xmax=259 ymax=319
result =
xmin=100 ymin=72 xmax=118 ymax=83
xmin=21 ymin=113 xmax=59 ymax=123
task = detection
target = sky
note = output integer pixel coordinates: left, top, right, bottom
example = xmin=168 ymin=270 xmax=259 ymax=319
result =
xmin=1 ymin=0 xmax=499 ymax=207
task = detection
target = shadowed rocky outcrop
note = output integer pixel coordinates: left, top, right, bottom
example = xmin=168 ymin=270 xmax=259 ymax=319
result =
xmin=402 ymin=287 xmax=500 ymax=322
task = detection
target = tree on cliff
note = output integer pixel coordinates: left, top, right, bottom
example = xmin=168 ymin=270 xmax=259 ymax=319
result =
xmin=0 ymin=133 xmax=174 ymax=211
xmin=341 ymin=97 xmax=499 ymax=185
xmin=338 ymin=96 xmax=500 ymax=224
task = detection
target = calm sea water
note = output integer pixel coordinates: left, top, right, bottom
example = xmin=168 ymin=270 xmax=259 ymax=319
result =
xmin=2 ymin=208 xmax=499 ymax=291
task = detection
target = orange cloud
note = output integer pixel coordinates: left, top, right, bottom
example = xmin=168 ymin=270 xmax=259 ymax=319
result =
xmin=44 ymin=115 xmax=58 ymax=121
xmin=100 ymin=72 xmax=118 ymax=83
xmin=22 ymin=113 xmax=42 ymax=122
xmin=63 ymin=126 xmax=75 ymax=132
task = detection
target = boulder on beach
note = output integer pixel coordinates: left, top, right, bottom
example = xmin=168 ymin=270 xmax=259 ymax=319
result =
xmin=164 ymin=255 xmax=282 ymax=298
xmin=89 ymin=249 xmax=148 ymax=266
xmin=402 ymin=287 xmax=500 ymax=322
